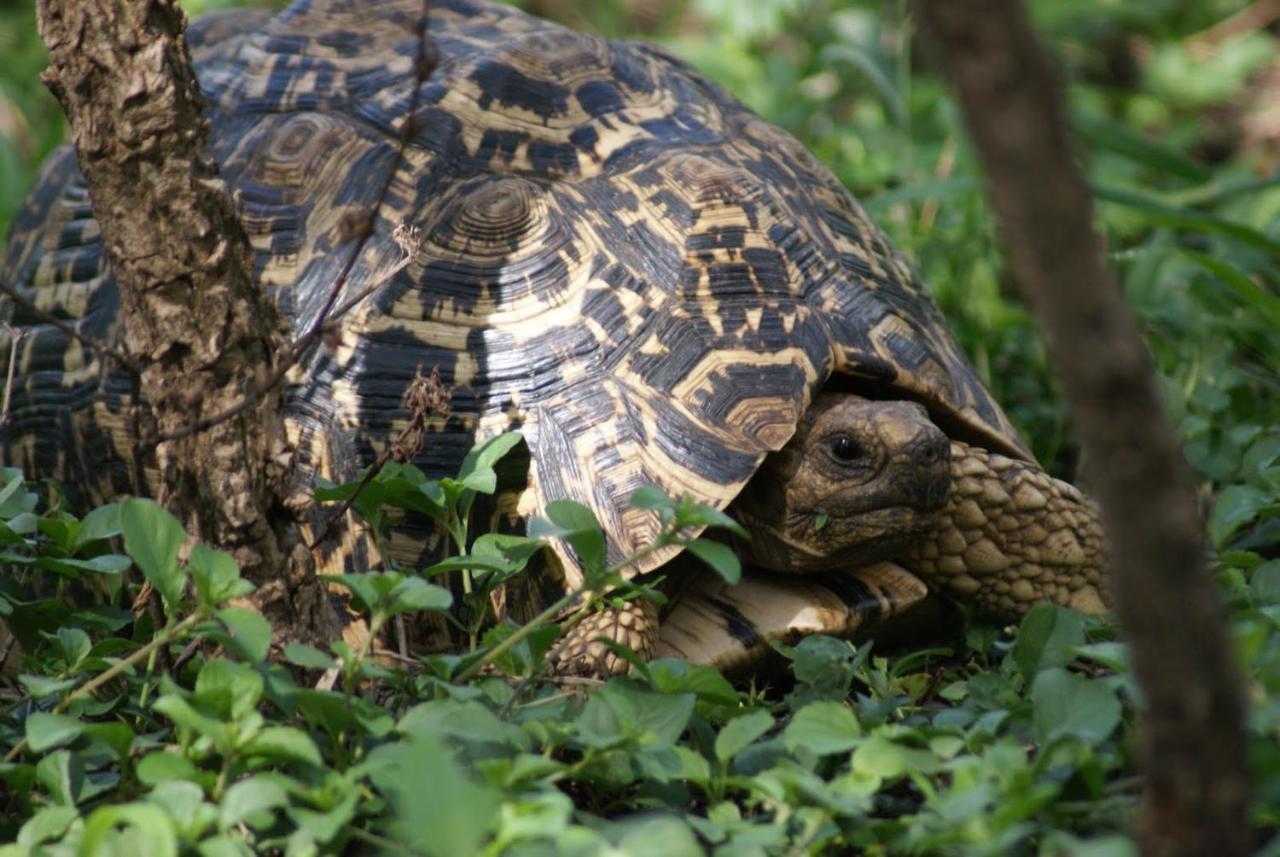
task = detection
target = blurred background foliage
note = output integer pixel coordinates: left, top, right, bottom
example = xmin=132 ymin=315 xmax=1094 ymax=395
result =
xmin=2 ymin=0 xmax=1280 ymax=843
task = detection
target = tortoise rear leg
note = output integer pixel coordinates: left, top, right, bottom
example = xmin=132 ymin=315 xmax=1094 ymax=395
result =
xmin=552 ymin=597 xmax=660 ymax=677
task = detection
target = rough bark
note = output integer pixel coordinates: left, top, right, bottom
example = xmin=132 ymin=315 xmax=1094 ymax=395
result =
xmin=915 ymin=2 xmax=1251 ymax=855
xmin=36 ymin=0 xmax=340 ymax=644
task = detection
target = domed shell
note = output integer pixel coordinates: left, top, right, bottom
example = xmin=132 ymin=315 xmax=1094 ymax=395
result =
xmin=0 ymin=0 xmax=1029 ymax=592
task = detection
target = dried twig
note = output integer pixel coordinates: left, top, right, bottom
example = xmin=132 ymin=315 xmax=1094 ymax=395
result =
xmin=0 ymin=324 xmax=24 ymax=426
xmin=308 ymin=365 xmax=451 ymax=551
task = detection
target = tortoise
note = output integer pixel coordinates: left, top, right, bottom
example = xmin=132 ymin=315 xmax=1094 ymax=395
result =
xmin=0 ymin=0 xmax=1108 ymax=676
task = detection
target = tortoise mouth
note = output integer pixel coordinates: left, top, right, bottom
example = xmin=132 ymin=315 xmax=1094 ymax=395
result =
xmin=731 ymin=504 xmax=939 ymax=575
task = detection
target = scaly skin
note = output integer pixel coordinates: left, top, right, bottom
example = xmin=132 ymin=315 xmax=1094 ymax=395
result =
xmin=904 ymin=441 xmax=1109 ymax=617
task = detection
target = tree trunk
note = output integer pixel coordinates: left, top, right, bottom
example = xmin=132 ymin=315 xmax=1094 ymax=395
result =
xmin=915 ymin=2 xmax=1251 ymax=855
xmin=36 ymin=0 xmax=340 ymax=644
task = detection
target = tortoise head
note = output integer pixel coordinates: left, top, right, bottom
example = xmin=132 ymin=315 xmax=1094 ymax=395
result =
xmin=730 ymin=393 xmax=951 ymax=573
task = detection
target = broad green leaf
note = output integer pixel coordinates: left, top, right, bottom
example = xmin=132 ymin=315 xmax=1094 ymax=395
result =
xmin=783 ymin=701 xmax=861 ymax=755
xmin=72 ymin=503 xmax=122 ymax=552
xmin=1013 ymin=604 xmax=1087 ymax=678
xmin=684 ymin=538 xmax=741 ymax=585
xmin=283 ymin=644 xmax=336 ymax=671
xmin=390 ymin=576 xmax=453 ymax=612
xmin=218 ymin=776 xmax=288 ymax=830
xmin=628 ymin=485 xmax=675 ymax=511
xmin=360 ymin=735 xmax=501 ymax=857
xmin=194 ymin=659 xmax=263 ymax=721
xmin=26 ymin=713 xmax=84 ymax=753
xmin=211 ymin=607 xmax=271 ymax=662
xmin=530 ymin=500 xmax=608 ymax=585
xmin=188 ymin=543 xmax=252 ymax=608
xmin=16 ymin=805 xmax=79 ymax=849
xmin=456 ymin=431 xmax=524 ymax=493
xmin=136 ymin=753 xmax=198 ymax=786
xmin=1031 ymin=667 xmax=1123 ymax=746
xmin=19 ymin=674 xmax=78 ymax=699
xmin=120 ymin=498 xmax=188 ymax=610
xmin=1073 ymin=114 xmax=1210 ymax=183
xmin=714 ymin=709 xmax=774 ymax=761
xmin=852 ymin=734 xmax=940 ymax=778
xmin=81 ymin=803 xmax=177 ymax=857
xmin=36 ymin=750 xmax=84 ymax=807
xmin=35 ymin=554 xmax=131 ymax=576
xmin=1208 ymin=485 xmax=1271 ymax=548
xmin=240 ymin=726 xmax=323 ymax=768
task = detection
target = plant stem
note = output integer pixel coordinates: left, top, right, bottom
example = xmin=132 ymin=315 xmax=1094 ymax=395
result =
xmin=3 ymin=610 xmax=206 ymax=763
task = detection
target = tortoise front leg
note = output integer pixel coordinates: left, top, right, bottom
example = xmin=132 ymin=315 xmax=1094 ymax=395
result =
xmin=904 ymin=441 xmax=1109 ymax=617
xmin=654 ymin=561 xmax=929 ymax=673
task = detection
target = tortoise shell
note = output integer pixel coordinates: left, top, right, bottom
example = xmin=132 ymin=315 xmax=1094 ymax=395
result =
xmin=1 ymin=0 xmax=1029 ymax=593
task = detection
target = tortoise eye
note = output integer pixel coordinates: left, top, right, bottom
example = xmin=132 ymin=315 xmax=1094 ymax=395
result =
xmin=828 ymin=435 xmax=863 ymax=463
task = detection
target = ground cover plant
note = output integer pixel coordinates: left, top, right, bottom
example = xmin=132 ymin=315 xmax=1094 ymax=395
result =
xmin=1 ymin=0 xmax=1279 ymax=854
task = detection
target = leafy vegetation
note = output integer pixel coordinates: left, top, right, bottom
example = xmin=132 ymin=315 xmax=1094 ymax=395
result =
xmin=1 ymin=0 xmax=1278 ymax=854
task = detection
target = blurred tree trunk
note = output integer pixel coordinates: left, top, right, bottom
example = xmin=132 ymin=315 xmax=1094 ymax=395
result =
xmin=915 ymin=2 xmax=1251 ymax=856
xmin=35 ymin=0 xmax=341 ymax=644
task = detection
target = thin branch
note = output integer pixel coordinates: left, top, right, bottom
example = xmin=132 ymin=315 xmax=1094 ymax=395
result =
xmin=0 ymin=282 xmax=141 ymax=375
xmin=916 ymin=3 xmax=1251 ymax=856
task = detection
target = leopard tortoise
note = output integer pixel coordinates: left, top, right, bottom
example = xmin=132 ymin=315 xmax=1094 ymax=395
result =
xmin=0 ymin=0 xmax=1108 ymax=675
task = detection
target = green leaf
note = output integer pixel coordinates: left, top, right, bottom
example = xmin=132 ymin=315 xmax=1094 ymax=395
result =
xmin=1095 ymin=184 xmax=1280 ymax=255
xmin=240 ymin=727 xmax=323 ymax=768
xmin=1182 ymin=249 xmax=1280 ymax=330
xmin=455 ymin=431 xmax=524 ymax=493
xmin=1013 ymin=604 xmax=1087 ymax=678
xmin=283 ymin=644 xmax=336 ymax=671
xmin=360 ymin=735 xmax=501 ymax=857
xmin=194 ymin=659 xmax=263 ymax=721
xmin=1073 ymin=114 xmax=1210 ymax=183
xmin=188 ymin=543 xmax=252 ymax=608
xmin=136 ymin=752 xmax=198 ymax=786
xmin=26 ymin=713 xmax=84 ymax=753
xmin=36 ymin=750 xmax=84 ymax=807
xmin=629 ymin=485 xmax=675 ymax=511
xmin=479 ymin=619 xmax=559 ymax=677
xmin=530 ymin=500 xmax=608 ymax=585
xmin=80 ymin=808 xmax=179 ymax=857
xmin=783 ymin=701 xmax=861 ymax=755
xmin=333 ymin=571 xmax=448 ymax=617
xmin=399 ymin=699 xmax=526 ymax=751
xmin=683 ymin=538 xmax=741 ymax=585
xmin=851 ymin=734 xmax=940 ymax=778
xmin=19 ymin=674 xmax=78 ymax=699
xmin=120 ymin=498 xmax=188 ymax=610
xmin=1031 ymin=667 xmax=1122 ymax=747
xmin=390 ymin=576 xmax=453 ymax=612
xmin=54 ymin=627 xmax=91 ymax=668
xmin=35 ymin=554 xmax=132 ymax=576
xmin=1208 ymin=485 xmax=1271 ymax=548
xmin=16 ymin=805 xmax=79 ymax=849
xmin=72 ymin=503 xmax=122 ymax=552
xmin=577 ymin=682 xmax=696 ymax=748
xmin=211 ymin=607 xmax=271 ymax=662
xmin=714 ymin=709 xmax=773 ymax=761
xmin=218 ymin=776 xmax=288 ymax=830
